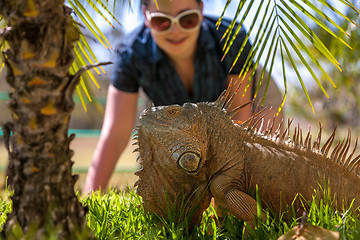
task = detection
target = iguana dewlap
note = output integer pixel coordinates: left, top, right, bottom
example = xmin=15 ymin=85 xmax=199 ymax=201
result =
xmin=133 ymin=86 xmax=360 ymax=227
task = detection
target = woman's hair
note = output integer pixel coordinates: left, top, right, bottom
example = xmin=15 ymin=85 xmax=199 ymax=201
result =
xmin=142 ymin=0 xmax=202 ymax=8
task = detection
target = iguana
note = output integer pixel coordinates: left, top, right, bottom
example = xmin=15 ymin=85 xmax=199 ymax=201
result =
xmin=133 ymin=83 xmax=360 ymax=227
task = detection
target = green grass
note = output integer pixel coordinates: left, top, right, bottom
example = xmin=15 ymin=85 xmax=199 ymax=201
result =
xmin=1 ymin=184 xmax=360 ymax=239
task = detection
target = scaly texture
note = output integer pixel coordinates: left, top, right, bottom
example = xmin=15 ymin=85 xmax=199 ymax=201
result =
xmin=134 ymin=84 xmax=360 ymax=228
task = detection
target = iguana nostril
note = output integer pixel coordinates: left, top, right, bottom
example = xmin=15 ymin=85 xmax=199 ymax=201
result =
xmin=178 ymin=152 xmax=200 ymax=172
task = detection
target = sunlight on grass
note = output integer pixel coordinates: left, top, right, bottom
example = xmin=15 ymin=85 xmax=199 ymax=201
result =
xmin=1 ymin=184 xmax=360 ymax=239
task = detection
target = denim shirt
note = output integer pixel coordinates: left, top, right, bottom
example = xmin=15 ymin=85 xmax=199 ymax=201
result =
xmin=111 ymin=16 xmax=252 ymax=106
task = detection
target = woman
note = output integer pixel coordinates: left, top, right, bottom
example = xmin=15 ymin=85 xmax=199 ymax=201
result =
xmin=84 ymin=0 xmax=282 ymax=193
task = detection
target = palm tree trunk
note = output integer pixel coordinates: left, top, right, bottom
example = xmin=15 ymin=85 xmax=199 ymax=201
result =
xmin=0 ymin=0 xmax=91 ymax=237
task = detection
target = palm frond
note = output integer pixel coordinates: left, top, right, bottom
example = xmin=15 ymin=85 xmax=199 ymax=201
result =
xmin=0 ymin=17 xmax=7 ymax=70
xmin=84 ymin=0 xmax=122 ymax=28
xmin=66 ymin=0 xmax=126 ymax=110
xmin=220 ymin=0 xmax=358 ymax=113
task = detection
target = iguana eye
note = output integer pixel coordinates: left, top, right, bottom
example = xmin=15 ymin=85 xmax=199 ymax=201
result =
xmin=178 ymin=152 xmax=201 ymax=173
xmin=168 ymin=108 xmax=179 ymax=115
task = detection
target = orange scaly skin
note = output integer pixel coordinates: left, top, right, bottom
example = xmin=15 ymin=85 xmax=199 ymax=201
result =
xmin=134 ymin=87 xmax=360 ymax=227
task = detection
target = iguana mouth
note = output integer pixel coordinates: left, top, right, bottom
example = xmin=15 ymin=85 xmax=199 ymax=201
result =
xmin=140 ymin=116 xmax=173 ymax=127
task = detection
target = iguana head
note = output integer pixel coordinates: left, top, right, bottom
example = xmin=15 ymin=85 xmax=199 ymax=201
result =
xmin=134 ymin=84 xmax=244 ymax=226
xmin=139 ymin=103 xmax=207 ymax=172
xmin=134 ymin=102 xmax=212 ymax=225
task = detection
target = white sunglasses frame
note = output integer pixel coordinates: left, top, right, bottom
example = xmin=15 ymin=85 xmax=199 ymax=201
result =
xmin=145 ymin=9 xmax=202 ymax=34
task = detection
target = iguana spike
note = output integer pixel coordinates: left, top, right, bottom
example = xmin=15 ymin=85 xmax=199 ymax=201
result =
xmin=224 ymin=79 xmax=247 ymax=112
xmin=214 ymin=90 xmax=227 ymax=109
xmin=353 ymin=162 xmax=360 ymax=175
xmin=132 ymin=141 xmax=139 ymax=146
xmin=268 ymin=115 xmax=277 ymax=136
xmin=293 ymin=126 xmax=298 ymax=145
xmin=223 ymin=79 xmax=237 ymax=111
xmin=250 ymin=106 xmax=272 ymax=132
xmin=264 ymin=119 xmax=270 ymax=135
xmin=300 ymin=128 xmax=303 ymax=147
xmin=274 ymin=119 xmax=284 ymax=141
xmin=251 ymin=118 xmax=262 ymax=133
xmin=215 ymin=79 xmax=233 ymax=109
xmin=348 ymin=153 xmax=360 ymax=172
xmin=227 ymin=101 xmax=255 ymax=119
xmin=223 ymin=95 xmax=234 ymax=112
xmin=345 ymin=137 xmax=358 ymax=168
xmin=339 ymin=130 xmax=351 ymax=165
xmin=313 ymin=122 xmax=322 ymax=151
xmin=304 ymin=126 xmax=311 ymax=149
xmin=296 ymin=123 xmax=301 ymax=145
xmin=280 ymin=128 xmax=288 ymax=141
xmin=133 ymin=147 xmax=139 ymax=153
xmin=258 ymin=118 xmax=264 ymax=134
xmin=335 ymin=139 xmax=346 ymax=163
xmin=330 ymin=140 xmax=342 ymax=161
xmin=321 ymin=124 xmax=337 ymax=157
xmin=281 ymin=118 xmax=293 ymax=141
xmin=134 ymin=169 xmax=142 ymax=177
xmin=246 ymin=99 xmax=262 ymax=129
xmin=307 ymin=134 xmax=312 ymax=150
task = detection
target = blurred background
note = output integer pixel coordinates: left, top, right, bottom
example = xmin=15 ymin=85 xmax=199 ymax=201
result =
xmin=1 ymin=0 xmax=359 ymax=191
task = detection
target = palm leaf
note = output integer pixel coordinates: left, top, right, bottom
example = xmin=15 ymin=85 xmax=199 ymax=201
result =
xmin=84 ymin=0 xmax=122 ymax=28
xmin=278 ymin=40 xmax=288 ymax=115
xmin=338 ymin=0 xmax=360 ymax=14
xmin=69 ymin=0 xmax=112 ymax=50
xmin=315 ymin=0 xmax=359 ymax=27
xmin=279 ymin=18 xmax=330 ymax=99
xmin=229 ymin=0 xmax=266 ymax=74
xmin=280 ymin=36 xmax=315 ymax=113
xmin=254 ymin=17 xmax=277 ymax=101
xmin=236 ymin=0 xmax=273 ymax=96
xmin=216 ymin=0 xmax=233 ymax=28
xmin=0 ymin=17 xmax=6 ymax=69
xmin=66 ymin=0 xmax=125 ymax=110
xmin=220 ymin=0 xmax=358 ymax=112
xmin=287 ymin=0 xmax=352 ymax=49
xmin=262 ymin=36 xmax=279 ymax=108
xmin=221 ymin=0 xmax=252 ymax=57
xmin=277 ymin=1 xmax=340 ymax=82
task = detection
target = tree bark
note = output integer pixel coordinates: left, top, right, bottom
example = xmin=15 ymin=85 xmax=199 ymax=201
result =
xmin=0 ymin=0 xmax=91 ymax=238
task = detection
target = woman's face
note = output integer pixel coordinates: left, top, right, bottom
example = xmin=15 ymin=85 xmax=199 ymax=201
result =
xmin=144 ymin=0 xmax=203 ymax=60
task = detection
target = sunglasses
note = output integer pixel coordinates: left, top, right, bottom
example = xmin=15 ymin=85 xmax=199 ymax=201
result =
xmin=145 ymin=9 xmax=201 ymax=34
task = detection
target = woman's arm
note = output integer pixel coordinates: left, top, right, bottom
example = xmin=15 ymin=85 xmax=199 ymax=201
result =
xmin=83 ymin=85 xmax=138 ymax=194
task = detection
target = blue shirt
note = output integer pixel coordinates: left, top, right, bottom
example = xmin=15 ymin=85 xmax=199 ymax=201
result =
xmin=111 ymin=16 xmax=252 ymax=106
